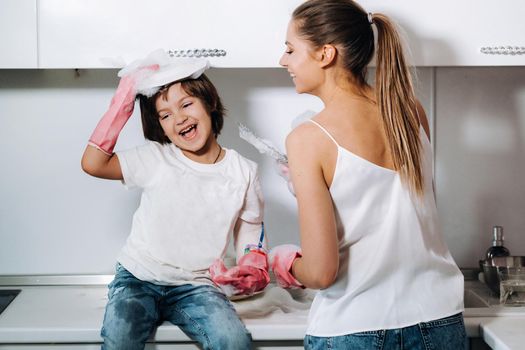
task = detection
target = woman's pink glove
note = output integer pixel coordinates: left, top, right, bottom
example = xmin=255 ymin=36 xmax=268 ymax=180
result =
xmin=210 ymin=251 xmax=270 ymax=296
xmin=88 ymin=65 xmax=158 ymax=155
xmin=275 ymin=162 xmax=295 ymax=196
xmin=269 ymin=244 xmax=304 ymax=289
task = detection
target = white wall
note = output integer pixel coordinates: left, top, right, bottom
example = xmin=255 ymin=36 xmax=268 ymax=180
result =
xmin=0 ymin=68 xmax=324 ymax=274
xmin=0 ymin=67 xmax=523 ymax=274
xmin=435 ymin=67 xmax=525 ymax=267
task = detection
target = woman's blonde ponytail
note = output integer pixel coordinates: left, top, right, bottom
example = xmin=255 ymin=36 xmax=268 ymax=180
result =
xmin=292 ymin=1 xmax=424 ymax=196
xmin=373 ymin=13 xmax=423 ymax=196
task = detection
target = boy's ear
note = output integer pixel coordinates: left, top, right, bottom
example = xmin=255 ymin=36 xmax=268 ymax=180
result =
xmin=319 ymin=45 xmax=337 ymax=68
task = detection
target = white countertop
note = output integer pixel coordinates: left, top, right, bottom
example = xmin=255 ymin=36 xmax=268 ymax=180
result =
xmin=0 ymin=285 xmax=309 ymax=344
xmin=1 ymin=283 xmax=525 ymax=349
xmin=480 ymin=318 xmax=525 ymax=350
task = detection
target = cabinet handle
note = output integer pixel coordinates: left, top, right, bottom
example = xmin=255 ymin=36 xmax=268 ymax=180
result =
xmin=167 ymin=49 xmax=227 ymax=58
xmin=480 ymin=46 xmax=525 ymax=55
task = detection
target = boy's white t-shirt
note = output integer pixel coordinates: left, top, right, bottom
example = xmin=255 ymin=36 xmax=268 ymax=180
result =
xmin=115 ymin=141 xmax=264 ymax=286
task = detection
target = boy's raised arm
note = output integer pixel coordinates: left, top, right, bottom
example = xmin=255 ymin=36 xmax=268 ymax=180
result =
xmin=81 ymin=146 xmax=122 ymax=180
xmin=81 ymin=64 xmax=158 ymax=180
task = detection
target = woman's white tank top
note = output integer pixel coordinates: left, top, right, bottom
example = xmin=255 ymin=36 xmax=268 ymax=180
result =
xmin=305 ymin=120 xmax=464 ymax=336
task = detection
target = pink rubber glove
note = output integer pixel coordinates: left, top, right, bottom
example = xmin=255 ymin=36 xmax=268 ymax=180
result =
xmin=210 ymin=251 xmax=270 ymax=296
xmin=269 ymin=244 xmax=304 ymax=289
xmin=88 ymin=65 xmax=158 ymax=155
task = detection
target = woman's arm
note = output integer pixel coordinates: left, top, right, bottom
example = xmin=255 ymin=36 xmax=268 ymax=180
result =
xmin=285 ymin=124 xmax=339 ymax=289
xmin=81 ymin=145 xmax=123 ymax=180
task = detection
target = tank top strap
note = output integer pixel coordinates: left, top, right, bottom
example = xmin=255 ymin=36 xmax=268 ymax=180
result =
xmin=309 ymin=120 xmax=340 ymax=147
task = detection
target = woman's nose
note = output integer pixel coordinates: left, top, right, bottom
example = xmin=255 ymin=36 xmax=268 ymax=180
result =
xmin=279 ymin=54 xmax=287 ymax=67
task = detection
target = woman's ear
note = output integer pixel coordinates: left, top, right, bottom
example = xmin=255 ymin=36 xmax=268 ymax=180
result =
xmin=319 ymin=45 xmax=337 ymax=68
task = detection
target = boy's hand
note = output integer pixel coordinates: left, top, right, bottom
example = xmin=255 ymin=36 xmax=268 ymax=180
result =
xmin=210 ymin=251 xmax=270 ymax=296
xmin=88 ymin=64 xmax=158 ymax=155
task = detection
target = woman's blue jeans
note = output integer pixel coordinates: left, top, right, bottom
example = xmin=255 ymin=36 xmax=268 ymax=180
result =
xmin=304 ymin=312 xmax=468 ymax=350
xmin=101 ymin=264 xmax=251 ymax=350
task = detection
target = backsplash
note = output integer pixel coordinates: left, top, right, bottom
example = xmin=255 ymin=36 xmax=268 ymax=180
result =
xmin=434 ymin=67 xmax=525 ymax=267
xmin=0 ymin=66 xmax=523 ymax=274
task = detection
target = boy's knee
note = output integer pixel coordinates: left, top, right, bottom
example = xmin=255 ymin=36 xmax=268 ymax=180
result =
xmin=101 ymin=295 xmax=157 ymax=349
xmin=101 ymin=326 xmax=148 ymax=350
xmin=205 ymin=326 xmax=252 ymax=350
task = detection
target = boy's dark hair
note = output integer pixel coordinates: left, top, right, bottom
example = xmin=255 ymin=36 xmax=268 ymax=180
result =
xmin=138 ymin=73 xmax=225 ymax=144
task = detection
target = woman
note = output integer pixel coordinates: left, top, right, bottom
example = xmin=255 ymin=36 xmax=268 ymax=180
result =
xmin=269 ymin=1 xmax=466 ymax=349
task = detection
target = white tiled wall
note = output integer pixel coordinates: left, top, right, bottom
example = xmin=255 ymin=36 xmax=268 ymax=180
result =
xmin=0 ymin=66 xmax=523 ymax=274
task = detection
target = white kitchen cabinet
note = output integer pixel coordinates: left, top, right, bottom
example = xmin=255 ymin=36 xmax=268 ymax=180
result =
xmin=0 ymin=0 xmax=37 ymax=68
xmin=37 ymin=0 xmax=303 ymax=68
xmin=361 ymin=0 xmax=525 ymax=66
xmin=37 ymin=0 xmax=524 ymax=68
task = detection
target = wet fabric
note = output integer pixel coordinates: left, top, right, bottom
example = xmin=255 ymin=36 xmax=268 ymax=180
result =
xmin=101 ymin=264 xmax=251 ymax=350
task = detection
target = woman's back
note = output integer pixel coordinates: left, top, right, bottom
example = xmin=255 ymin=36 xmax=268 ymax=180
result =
xmin=303 ymin=106 xmax=463 ymax=336
xmin=310 ymin=92 xmax=393 ymax=185
xmin=305 ymin=93 xmax=432 ymax=187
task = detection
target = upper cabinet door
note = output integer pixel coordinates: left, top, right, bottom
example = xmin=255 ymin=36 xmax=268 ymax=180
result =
xmin=363 ymin=0 xmax=525 ymax=66
xmin=38 ymin=0 xmax=302 ymax=68
xmin=0 ymin=0 xmax=37 ymax=68
xmin=36 ymin=0 xmax=525 ymax=68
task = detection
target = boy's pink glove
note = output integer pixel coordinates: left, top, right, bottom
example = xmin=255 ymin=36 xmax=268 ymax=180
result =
xmin=210 ymin=251 xmax=270 ymax=296
xmin=88 ymin=65 xmax=158 ymax=155
xmin=269 ymin=244 xmax=304 ymax=289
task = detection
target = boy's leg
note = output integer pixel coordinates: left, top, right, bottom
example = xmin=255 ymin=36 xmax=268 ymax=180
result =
xmin=162 ymin=284 xmax=252 ymax=350
xmin=101 ymin=264 xmax=161 ymax=350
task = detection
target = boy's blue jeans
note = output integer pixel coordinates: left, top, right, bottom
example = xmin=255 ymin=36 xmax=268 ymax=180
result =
xmin=101 ymin=264 xmax=251 ymax=350
xmin=304 ymin=312 xmax=468 ymax=350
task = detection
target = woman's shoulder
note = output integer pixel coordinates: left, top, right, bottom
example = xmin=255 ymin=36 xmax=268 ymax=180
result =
xmin=286 ymin=118 xmax=321 ymax=145
xmin=286 ymin=115 xmax=335 ymax=153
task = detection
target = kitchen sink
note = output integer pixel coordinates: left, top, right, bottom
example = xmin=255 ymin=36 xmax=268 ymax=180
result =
xmin=463 ymin=280 xmax=525 ymax=317
xmin=464 ymin=288 xmax=490 ymax=308
xmin=0 ymin=289 xmax=21 ymax=316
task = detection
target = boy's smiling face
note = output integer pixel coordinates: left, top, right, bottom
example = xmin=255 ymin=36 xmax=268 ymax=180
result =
xmin=155 ymin=82 xmax=218 ymax=163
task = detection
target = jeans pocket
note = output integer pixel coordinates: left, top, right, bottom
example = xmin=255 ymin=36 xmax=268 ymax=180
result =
xmin=305 ymin=332 xmax=383 ymax=350
xmin=419 ymin=313 xmax=467 ymax=350
xmin=421 ymin=312 xmax=464 ymax=328
xmin=344 ymin=331 xmax=383 ymax=349
xmin=304 ymin=335 xmax=325 ymax=350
